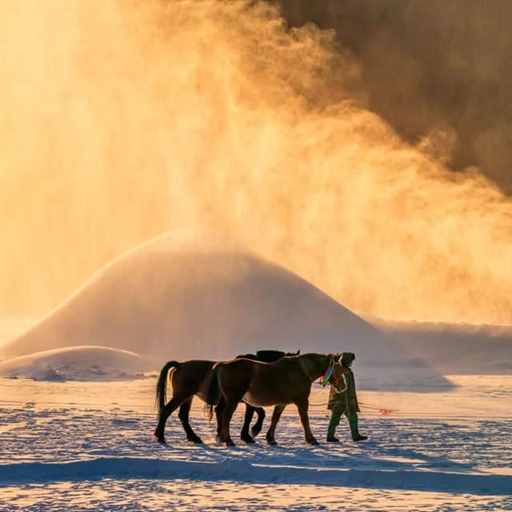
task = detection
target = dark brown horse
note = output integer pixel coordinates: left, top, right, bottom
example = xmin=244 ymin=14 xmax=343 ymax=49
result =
xmin=154 ymin=350 xmax=298 ymax=445
xmin=205 ymin=352 xmax=342 ymax=446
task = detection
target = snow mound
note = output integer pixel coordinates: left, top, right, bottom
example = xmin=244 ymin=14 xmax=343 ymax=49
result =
xmin=0 ymin=345 xmax=151 ymax=381
xmin=2 ymin=232 xmax=450 ymax=389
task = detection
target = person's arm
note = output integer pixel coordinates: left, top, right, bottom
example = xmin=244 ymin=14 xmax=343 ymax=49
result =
xmin=351 ymin=370 xmax=360 ymax=412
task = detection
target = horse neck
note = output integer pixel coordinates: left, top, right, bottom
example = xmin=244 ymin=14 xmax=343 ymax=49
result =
xmin=298 ymin=353 xmax=330 ymax=382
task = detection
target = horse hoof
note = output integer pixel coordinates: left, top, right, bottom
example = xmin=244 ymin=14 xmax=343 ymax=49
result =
xmin=156 ymin=436 xmax=167 ymax=446
xmin=241 ymin=436 xmax=255 ymax=444
xmin=251 ymin=427 xmax=262 ymax=438
xmin=266 ymin=439 xmax=277 ymax=446
xmin=225 ymin=440 xmax=236 ymax=447
xmin=188 ymin=437 xmax=203 ymax=444
xmin=307 ymin=438 xmax=319 ymax=446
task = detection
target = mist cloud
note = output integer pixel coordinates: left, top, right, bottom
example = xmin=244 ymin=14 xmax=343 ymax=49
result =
xmin=1 ymin=0 xmax=511 ymax=325
xmin=279 ymin=0 xmax=512 ymax=189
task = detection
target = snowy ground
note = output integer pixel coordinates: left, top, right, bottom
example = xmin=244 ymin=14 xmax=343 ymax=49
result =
xmin=1 ymin=375 xmax=512 ymax=511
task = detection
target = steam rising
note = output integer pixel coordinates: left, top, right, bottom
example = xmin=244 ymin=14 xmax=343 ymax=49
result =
xmin=1 ymin=0 xmax=511 ymax=324
xmin=280 ymin=0 xmax=512 ymax=189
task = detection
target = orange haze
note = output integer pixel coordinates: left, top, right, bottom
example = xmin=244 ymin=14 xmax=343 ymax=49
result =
xmin=1 ymin=0 xmax=511 ymax=324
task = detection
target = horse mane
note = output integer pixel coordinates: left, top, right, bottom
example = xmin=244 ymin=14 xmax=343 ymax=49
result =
xmin=297 ymin=353 xmax=331 ymax=381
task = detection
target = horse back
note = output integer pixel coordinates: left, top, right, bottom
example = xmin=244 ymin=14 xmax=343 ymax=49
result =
xmin=171 ymin=360 xmax=215 ymax=395
xmin=256 ymin=357 xmax=308 ymax=383
xmin=217 ymin=358 xmax=257 ymax=393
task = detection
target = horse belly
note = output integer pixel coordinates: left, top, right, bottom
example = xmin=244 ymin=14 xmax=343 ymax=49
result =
xmin=242 ymin=390 xmax=285 ymax=407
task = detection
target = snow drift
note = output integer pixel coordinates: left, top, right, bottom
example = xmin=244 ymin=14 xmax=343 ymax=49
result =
xmin=0 ymin=345 xmax=150 ymax=381
xmin=2 ymin=233 xmax=450 ymax=388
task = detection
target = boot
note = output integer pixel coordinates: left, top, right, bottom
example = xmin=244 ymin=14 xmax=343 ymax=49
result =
xmin=326 ymin=413 xmax=340 ymax=442
xmin=348 ymin=415 xmax=367 ymax=442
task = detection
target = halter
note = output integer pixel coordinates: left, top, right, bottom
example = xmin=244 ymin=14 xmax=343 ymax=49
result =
xmin=320 ymin=354 xmax=339 ymax=385
xmin=320 ymin=360 xmax=335 ymax=387
xmin=320 ymin=353 xmax=348 ymax=393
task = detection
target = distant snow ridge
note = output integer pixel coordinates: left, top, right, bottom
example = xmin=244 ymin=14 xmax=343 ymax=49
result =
xmin=0 ymin=346 xmax=150 ymax=381
xmin=2 ymin=232 xmax=450 ymax=389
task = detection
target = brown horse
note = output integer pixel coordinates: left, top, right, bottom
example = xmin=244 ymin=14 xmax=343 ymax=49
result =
xmin=154 ymin=350 xmax=298 ymax=445
xmin=205 ymin=352 xmax=342 ymax=446
xmin=234 ymin=350 xmax=299 ymax=441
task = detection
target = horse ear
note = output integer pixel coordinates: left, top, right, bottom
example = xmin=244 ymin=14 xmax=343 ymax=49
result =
xmin=296 ymin=350 xmax=300 ymax=355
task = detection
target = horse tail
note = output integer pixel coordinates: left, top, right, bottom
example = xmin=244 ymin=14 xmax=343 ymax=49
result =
xmin=155 ymin=361 xmax=180 ymax=415
xmin=205 ymin=363 xmax=222 ymax=420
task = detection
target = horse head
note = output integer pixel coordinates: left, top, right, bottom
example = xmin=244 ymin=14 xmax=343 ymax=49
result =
xmin=320 ymin=353 xmax=339 ymax=386
xmin=320 ymin=352 xmax=355 ymax=386
xmin=296 ymin=352 xmax=335 ymax=382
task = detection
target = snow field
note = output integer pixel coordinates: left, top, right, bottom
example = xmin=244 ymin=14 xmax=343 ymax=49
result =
xmin=1 ymin=376 xmax=512 ymax=511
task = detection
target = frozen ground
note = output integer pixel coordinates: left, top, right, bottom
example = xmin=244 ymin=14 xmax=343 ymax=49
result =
xmin=1 ymin=375 xmax=512 ymax=511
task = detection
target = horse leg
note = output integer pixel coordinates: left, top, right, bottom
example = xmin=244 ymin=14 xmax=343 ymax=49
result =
xmin=240 ymin=404 xmax=256 ymax=444
xmin=220 ymin=399 xmax=239 ymax=447
xmin=154 ymin=393 xmax=189 ymax=445
xmin=251 ymin=407 xmax=265 ymax=438
xmin=215 ymin=399 xmax=225 ymax=443
xmin=265 ymin=405 xmax=286 ymax=446
xmin=296 ymin=399 xmax=318 ymax=445
xmin=178 ymin=399 xmax=203 ymax=444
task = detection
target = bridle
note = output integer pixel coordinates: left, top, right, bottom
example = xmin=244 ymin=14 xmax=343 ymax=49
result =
xmin=320 ymin=353 xmax=348 ymax=393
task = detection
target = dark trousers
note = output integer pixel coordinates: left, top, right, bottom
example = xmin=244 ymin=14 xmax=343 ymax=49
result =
xmin=327 ymin=403 xmax=360 ymax=440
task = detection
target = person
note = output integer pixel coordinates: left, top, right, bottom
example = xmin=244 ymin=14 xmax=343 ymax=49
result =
xmin=326 ymin=352 xmax=368 ymax=443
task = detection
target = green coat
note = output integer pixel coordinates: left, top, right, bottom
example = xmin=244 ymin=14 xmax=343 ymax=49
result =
xmin=328 ymin=368 xmax=360 ymax=414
